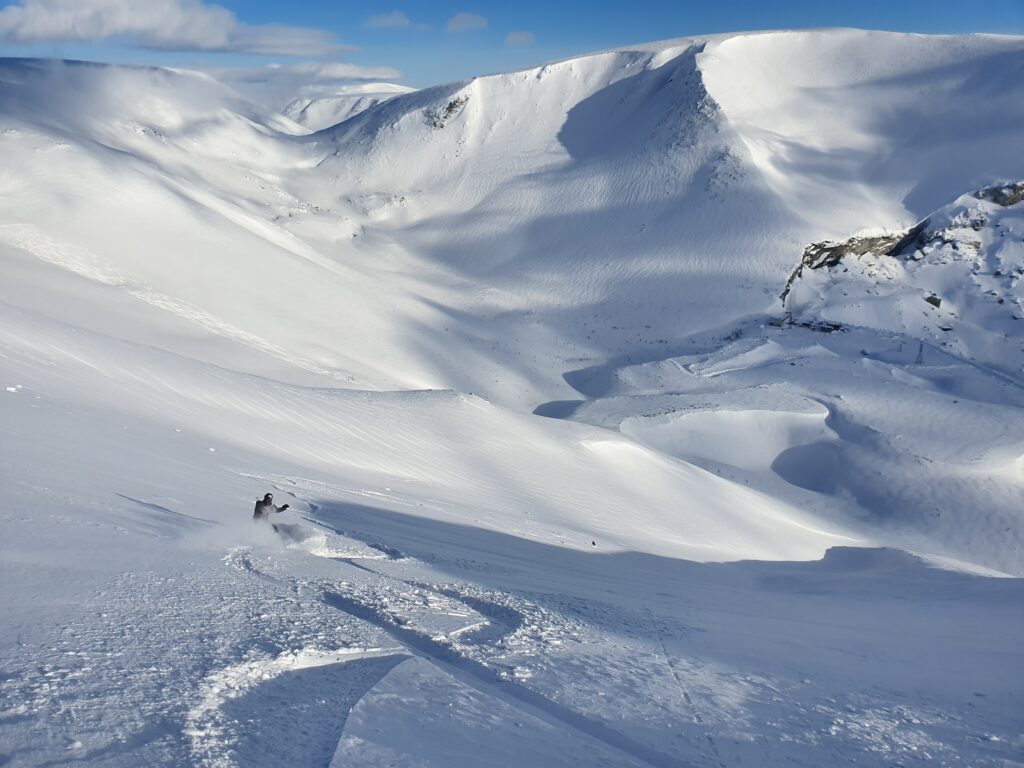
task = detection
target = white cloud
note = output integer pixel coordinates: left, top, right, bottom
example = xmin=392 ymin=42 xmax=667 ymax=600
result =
xmin=0 ymin=0 xmax=340 ymax=56
xmin=446 ymin=12 xmax=487 ymax=32
xmin=504 ymin=31 xmax=534 ymax=46
xmin=365 ymin=10 xmax=430 ymax=31
xmin=365 ymin=11 xmax=410 ymax=29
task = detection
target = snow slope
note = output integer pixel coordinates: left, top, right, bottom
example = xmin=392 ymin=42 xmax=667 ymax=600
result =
xmin=2 ymin=29 xmax=1024 ymax=767
xmin=283 ymin=83 xmax=415 ymax=131
xmin=700 ymin=31 xmax=1024 ymax=230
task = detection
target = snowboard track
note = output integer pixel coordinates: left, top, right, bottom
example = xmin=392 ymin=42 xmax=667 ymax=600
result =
xmin=322 ymin=589 xmax=688 ymax=768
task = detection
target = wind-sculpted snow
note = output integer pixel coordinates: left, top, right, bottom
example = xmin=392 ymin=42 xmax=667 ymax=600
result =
xmin=578 ymin=317 xmax=1024 ymax=574
xmin=2 ymin=29 xmax=1024 ymax=767
xmin=700 ymin=31 xmax=1024 ymax=231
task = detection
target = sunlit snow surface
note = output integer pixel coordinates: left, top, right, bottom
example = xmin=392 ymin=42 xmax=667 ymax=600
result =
xmin=1 ymin=30 xmax=1023 ymax=767
xmin=283 ymin=83 xmax=416 ymax=131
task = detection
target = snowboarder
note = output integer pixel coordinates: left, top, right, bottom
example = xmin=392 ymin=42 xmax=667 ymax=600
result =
xmin=253 ymin=492 xmax=289 ymax=520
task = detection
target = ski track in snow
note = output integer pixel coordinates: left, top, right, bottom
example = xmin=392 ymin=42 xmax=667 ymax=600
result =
xmin=198 ymin=496 xmax=731 ymax=767
xmin=184 ymin=646 xmax=406 ymax=768
xmin=220 ymin=517 xmax=674 ymax=767
xmin=189 ymin=480 xmax=1024 ymax=768
xmin=2 ymin=32 xmax=1024 ymax=768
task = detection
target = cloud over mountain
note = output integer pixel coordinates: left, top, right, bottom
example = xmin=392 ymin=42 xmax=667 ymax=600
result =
xmin=0 ymin=0 xmax=340 ymax=55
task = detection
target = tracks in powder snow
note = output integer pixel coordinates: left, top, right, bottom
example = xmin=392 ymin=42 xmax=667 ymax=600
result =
xmin=322 ymin=587 xmax=683 ymax=768
xmin=304 ymin=512 xmax=685 ymax=768
xmin=218 ymin=510 xmax=687 ymax=768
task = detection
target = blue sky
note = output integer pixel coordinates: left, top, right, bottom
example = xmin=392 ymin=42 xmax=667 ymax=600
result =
xmin=1 ymin=0 xmax=1022 ymax=89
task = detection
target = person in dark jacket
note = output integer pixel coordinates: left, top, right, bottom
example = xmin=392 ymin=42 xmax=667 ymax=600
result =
xmin=253 ymin=493 xmax=289 ymax=520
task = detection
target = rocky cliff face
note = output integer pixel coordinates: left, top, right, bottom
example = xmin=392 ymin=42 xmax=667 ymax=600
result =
xmin=782 ymin=183 xmax=1024 ymax=374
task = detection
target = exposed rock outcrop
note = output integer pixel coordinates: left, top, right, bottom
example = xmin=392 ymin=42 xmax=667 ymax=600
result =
xmin=780 ymin=183 xmax=1024 ymax=372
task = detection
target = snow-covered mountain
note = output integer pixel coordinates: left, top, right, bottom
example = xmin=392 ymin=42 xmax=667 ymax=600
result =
xmin=1 ymin=30 xmax=1023 ymax=768
xmin=283 ymin=83 xmax=416 ymax=131
xmin=299 ymin=29 xmax=1024 ymax=406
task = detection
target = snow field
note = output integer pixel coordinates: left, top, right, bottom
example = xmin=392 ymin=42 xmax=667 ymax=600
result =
xmin=2 ymin=28 xmax=1024 ymax=767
